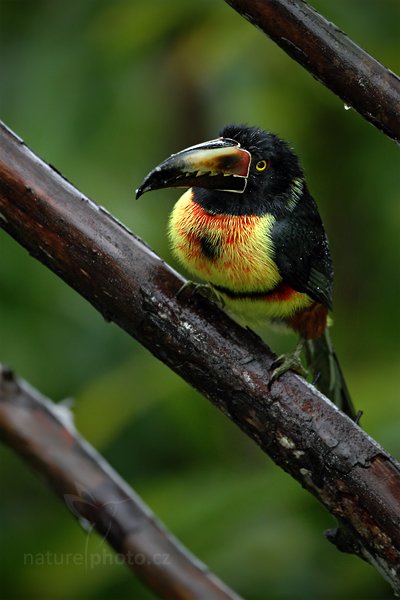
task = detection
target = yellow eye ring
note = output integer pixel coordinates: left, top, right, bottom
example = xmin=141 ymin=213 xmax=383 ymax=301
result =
xmin=255 ymin=159 xmax=270 ymax=172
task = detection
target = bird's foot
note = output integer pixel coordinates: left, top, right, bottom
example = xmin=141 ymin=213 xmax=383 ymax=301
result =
xmin=270 ymin=340 xmax=308 ymax=384
xmin=176 ymin=281 xmax=224 ymax=307
xmin=176 ymin=280 xmax=197 ymax=299
xmin=354 ymin=410 xmax=363 ymax=425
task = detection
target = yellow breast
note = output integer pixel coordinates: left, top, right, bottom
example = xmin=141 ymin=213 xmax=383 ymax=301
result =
xmin=168 ymin=189 xmax=281 ymax=292
xmin=168 ymin=189 xmax=312 ymax=323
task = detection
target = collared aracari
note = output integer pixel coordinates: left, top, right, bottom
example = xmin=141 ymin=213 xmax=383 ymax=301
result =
xmin=136 ymin=124 xmax=356 ymax=419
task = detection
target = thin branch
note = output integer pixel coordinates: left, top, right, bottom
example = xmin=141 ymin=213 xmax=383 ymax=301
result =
xmin=224 ymin=0 xmax=400 ymax=142
xmin=0 ymin=365 xmax=242 ymax=600
xmin=0 ymin=122 xmax=400 ymax=593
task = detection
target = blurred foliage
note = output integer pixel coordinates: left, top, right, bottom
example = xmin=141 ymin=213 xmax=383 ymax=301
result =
xmin=0 ymin=1 xmax=399 ymax=599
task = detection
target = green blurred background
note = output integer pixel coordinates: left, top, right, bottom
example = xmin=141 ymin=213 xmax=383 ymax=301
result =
xmin=1 ymin=1 xmax=399 ymax=598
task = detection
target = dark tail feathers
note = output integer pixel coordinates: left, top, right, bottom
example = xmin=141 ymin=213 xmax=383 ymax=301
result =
xmin=304 ymin=329 xmax=357 ymax=420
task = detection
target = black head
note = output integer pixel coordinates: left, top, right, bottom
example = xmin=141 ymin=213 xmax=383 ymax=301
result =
xmin=209 ymin=124 xmax=304 ymax=215
xmin=136 ymin=124 xmax=305 ymax=216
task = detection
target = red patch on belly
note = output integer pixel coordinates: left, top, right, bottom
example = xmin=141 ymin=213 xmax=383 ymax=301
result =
xmin=264 ymin=282 xmax=296 ymax=302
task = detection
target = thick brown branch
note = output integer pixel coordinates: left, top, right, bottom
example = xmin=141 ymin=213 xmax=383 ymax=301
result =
xmin=0 ymin=365 xmax=242 ymax=600
xmin=0 ymin=122 xmax=399 ymax=592
xmin=224 ymin=0 xmax=400 ymax=142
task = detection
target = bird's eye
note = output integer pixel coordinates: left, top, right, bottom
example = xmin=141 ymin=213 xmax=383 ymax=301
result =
xmin=255 ymin=159 xmax=271 ymax=172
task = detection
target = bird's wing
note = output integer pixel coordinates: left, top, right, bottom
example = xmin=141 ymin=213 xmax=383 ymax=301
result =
xmin=271 ymin=200 xmax=333 ymax=309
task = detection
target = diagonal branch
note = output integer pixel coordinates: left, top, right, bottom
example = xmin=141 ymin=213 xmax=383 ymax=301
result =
xmin=0 ymin=365 xmax=242 ymax=600
xmin=0 ymin=122 xmax=400 ymax=592
xmin=224 ymin=0 xmax=400 ymax=142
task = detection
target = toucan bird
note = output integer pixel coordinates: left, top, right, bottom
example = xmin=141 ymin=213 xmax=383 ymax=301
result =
xmin=136 ymin=124 xmax=356 ymax=419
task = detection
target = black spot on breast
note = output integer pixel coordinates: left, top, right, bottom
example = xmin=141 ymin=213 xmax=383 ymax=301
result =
xmin=199 ymin=235 xmax=220 ymax=260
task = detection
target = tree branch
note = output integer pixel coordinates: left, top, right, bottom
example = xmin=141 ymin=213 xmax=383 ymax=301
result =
xmin=224 ymin=0 xmax=400 ymax=142
xmin=0 ymin=122 xmax=400 ymax=592
xmin=0 ymin=365 xmax=242 ymax=600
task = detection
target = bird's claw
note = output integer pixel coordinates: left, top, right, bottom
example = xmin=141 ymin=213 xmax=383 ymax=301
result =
xmin=354 ymin=410 xmax=363 ymax=425
xmin=176 ymin=280 xmax=197 ymax=299
xmin=176 ymin=281 xmax=224 ymax=307
xmin=269 ymin=345 xmax=308 ymax=385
